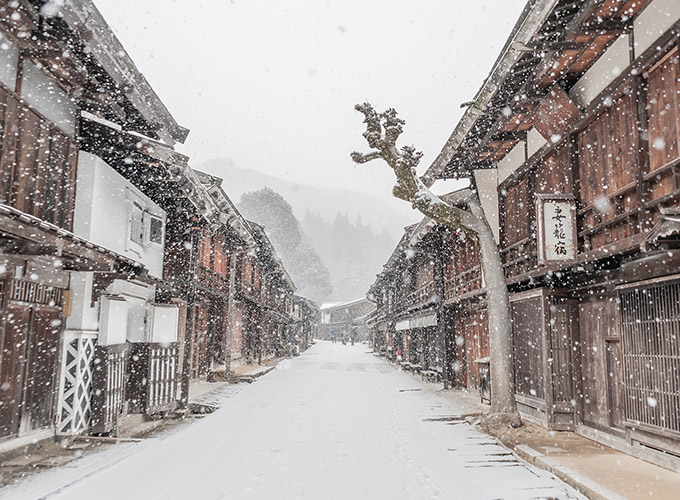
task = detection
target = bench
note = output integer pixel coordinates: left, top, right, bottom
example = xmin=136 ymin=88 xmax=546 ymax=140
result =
xmin=421 ymin=367 xmax=443 ymax=383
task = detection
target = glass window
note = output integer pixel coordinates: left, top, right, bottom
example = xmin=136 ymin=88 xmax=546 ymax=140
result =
xmin=147 ymin=214 xmax=163 ymax=245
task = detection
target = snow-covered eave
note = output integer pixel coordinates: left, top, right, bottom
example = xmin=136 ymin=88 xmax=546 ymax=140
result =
xmin=193 ymin=170 xmax=257 ymax=248
xmin=320 ymin=297 xmax=370 ymax=312
xmin=293 ymin=295 xmax=320 ymax=312
xmin=79 ymin=112 xmax=219 ymax=227
xmin=0 ymin=203 xmax=140 ymax=270
xmin=247 ymin=221 xmax=296 ymax=291
xmin=422 ymin=0 xmax=558 ymax=186
xmin=60 ymin=0 xmax=189 ymax=145
xmin=408 ymin=216 xmax=436 ymax=248
xmin=642 ymin=210 xmax=680 ymax=251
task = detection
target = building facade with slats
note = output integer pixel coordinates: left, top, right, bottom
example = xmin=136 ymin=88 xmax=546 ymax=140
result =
xmin=372 ymin=0 xmax=680 ymax=473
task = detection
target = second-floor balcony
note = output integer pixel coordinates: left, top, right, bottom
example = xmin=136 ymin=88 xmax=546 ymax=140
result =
xmin=403 ymin=281 xmax=437 ymax=312
xmin=444 ymin=265 xmax=482 ymax=303
xmin=197 ymin=265 xmax=230 ymax=294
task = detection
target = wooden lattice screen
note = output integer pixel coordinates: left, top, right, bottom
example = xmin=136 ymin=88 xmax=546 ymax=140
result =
xmin=620 ymin=282 xmax=680 ymax=435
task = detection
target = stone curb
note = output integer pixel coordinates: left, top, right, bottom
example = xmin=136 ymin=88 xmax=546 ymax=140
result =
xmin=514 ymin=444 xmax=628 ymax=500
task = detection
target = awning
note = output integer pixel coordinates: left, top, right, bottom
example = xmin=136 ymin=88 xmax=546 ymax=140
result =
xmin=395 ymin=312 xmax=438 ymax=331
xmin=395 ymin=320 xmax=409 ymax=331
xmin=642 ymin=210 xmax=680 ymax=251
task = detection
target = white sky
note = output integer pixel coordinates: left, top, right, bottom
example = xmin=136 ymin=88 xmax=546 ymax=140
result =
xmin=95 ymin=0 xmax=527 ymax=203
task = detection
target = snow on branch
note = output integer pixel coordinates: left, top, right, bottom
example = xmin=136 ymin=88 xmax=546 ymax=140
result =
xmin=351 ymin=102 xmax=481 ymax=233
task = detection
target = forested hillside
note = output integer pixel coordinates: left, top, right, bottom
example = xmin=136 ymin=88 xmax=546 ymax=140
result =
xmin=238 ymin=188 xmax=333 ymax=303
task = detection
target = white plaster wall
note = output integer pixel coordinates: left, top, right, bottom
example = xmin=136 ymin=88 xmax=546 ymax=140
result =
xmin=634 ymin=0 xmax=680 ymax=57
xmin=74 ymin=151 xmax=166 ymax=278
xmin=497 ymin=140 xmax=527 ymax=183
xmin=527 ymin=127 xmax=548 ymax=158
xmin=569 ymin=34 xmax=631 ymax=108
xmin=473 ymin=169 xmax=500 ymax=243
xmin=108 ymin=279 xmax=156 ymax=301
xmin=65 ymin=272 xmax=100 ymax=332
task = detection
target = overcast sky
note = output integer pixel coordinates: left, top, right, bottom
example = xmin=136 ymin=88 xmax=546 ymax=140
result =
xmin=95 ymin=0 xmax=527 ymax=204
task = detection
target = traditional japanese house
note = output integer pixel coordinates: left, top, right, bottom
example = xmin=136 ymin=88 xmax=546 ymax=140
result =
xmin=439 ymin=213 xmax=489 ymax=395
xmin=0 ymin=0 xmax=218 ymax=441
xmin=290 ymin=295 xmax=319 ymax=354
xmin=234 ymin=222 xmax=296 ymax=364
xmin=367 ymin=225 xmax=416 ymax=360
xmin=319 ymin=298 xmax=375 ymax=343
xmin=423 ymin=0 xmax=680 ymax=471
xmin=190 ymin=171 xmax=256 ymax=382
xmin=394 ymin=220 xmax=447 ymax=380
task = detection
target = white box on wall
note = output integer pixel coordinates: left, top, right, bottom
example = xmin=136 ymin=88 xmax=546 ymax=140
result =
xmin=98 ymin=296 xmax=129 ymax=346
xmin=146 ymin=304 xmax=179 ymax=344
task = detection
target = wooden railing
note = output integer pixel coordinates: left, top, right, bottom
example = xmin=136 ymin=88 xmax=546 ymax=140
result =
xmin=444 ymin=266 xmax=482 ymax=301
xmin=501 ymin=236 xmax=538 ymax=279
xmin=405 ymin=281 xmax=437 ymax=310
xmin=197 ymin=265 xmax=229 ymax=293
xmin=578 ymin=181 xmax=640 ymax=252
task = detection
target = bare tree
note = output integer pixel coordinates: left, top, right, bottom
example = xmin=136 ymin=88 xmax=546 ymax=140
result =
xmin=352 ymin=102 xmax=519 ymax=422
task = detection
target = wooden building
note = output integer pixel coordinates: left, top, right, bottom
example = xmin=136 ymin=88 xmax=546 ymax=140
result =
xmin=0 ymin=0 xmax=213 ymax=440
xmin=235 ymin=222 xmax=296 ymax=364
xmin=188 ymin=171 xmax=256 ymax=383
xmin=368 ymin=218 xmax=488 ymax=391
xmin=420 ymin=0 xmax=680 ymax=471
xmin=319 ymin=298 xmax=375 ymax=343
xmin=290 ymin=295 xmax=320 ymax=355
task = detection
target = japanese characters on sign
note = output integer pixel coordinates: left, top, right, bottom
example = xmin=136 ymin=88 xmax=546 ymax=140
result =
xmin=537 ymin=196 xmax=576 ymax=263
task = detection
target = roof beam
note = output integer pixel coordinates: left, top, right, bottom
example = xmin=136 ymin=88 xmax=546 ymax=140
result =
xmin=576 ymin=18 xmax=633 ymax=36
xmin=489 ymin=130 xmax=527 ymax=143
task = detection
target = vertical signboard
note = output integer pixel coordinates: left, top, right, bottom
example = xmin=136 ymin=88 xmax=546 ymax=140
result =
xmin=536 ymin=194 xmax=577 ymax=264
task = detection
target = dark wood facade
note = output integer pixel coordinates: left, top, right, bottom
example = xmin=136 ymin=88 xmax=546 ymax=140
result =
xmin=376 ymin=0 xmax=680 ymax=471
xmin=0 ymin=1 xmax=309 ymax=446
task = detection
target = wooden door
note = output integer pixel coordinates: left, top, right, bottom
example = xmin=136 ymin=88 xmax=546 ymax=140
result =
xmin=22 ymin=307 xmax=61 ymax=432
xmin=578 ymin=293 xmax=621 ymax=428
xmin=605 ymin=340 xmax=624 ymax=428
xmin=0 ymin=304 xmax=30 ymax=437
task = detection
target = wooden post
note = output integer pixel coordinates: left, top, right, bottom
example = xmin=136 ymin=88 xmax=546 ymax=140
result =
xmin=434 ymin=230 xmax=449 ymax=389
xmin=179 ymin=222 xmax=200 ymax=409
xmin=224 ymin=250 xmax=237 ymax=372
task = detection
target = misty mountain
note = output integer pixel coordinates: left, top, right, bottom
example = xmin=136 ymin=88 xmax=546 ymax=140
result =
xmin=238 ymin=188 xmax=333 ymax=304
xmin=195 ymin=158 xmax=416 ymax=240
xmin=302 ymin=211 xmax=395 ymax=303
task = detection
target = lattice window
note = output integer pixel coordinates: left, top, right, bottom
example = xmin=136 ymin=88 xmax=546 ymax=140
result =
xmin=57 ymin=333 xmax=95 ymax=435
xmin=620 ymin=282 xmax=680 ymax=434
xmin=9 ymin=279 xmax=63 ymax=306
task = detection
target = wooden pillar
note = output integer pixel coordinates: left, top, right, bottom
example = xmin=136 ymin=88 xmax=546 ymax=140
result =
xmin=224 ymin=250 xmax=237 ymax=372
xmin=434 ymin=229 xmax=449 ymax=389
xmin=179 ymin=222 xmax=200 ymax=408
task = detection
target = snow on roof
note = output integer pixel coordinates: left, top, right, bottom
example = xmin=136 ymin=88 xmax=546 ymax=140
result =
xmin=320 ymin=297 xmax=369 ymax=311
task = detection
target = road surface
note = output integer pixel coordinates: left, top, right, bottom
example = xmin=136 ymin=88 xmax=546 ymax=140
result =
xmin=2 ymin=342 xmax=583 ymax=499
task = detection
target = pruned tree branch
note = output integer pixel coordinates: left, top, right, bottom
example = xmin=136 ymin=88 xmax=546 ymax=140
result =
xmin=351 ymin=102 xmax=479 ymax=234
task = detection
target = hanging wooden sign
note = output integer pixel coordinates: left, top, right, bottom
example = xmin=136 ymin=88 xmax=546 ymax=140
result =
xmin=536 ymin=194 xmax=577 ymax=264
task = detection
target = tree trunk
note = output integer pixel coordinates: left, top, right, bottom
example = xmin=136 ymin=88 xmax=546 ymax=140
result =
xmin=473 ymin=211 xmax=516 ymax=415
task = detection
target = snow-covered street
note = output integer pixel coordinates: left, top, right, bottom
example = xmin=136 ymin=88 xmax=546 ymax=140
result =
xmin=3 ymin=342 xmax=582 ymax=500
